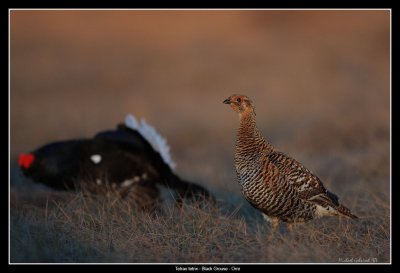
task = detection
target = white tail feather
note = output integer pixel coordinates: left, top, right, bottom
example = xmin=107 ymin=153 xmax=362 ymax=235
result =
xmin=125 ymin=114 xmax=176 ymax=169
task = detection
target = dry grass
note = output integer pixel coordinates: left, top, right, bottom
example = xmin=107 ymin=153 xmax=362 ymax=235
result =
xmin=10 ymin=10 xmax=390 ymax=263
xmin=10 ymin=183 xmax=389 ymax=263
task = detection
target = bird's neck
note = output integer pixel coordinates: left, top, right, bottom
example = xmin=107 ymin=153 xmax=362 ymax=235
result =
xmin=236 ymin=112 xmax=273 ymax=159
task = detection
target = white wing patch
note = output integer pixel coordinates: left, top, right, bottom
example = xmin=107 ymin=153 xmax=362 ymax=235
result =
xmin=125 ymin=114 xmax=176 ymax=169
xmin=90 ymin=154 xmax=102 ymax=164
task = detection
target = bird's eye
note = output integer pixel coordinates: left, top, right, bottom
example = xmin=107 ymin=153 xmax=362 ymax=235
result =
xmin=237 ymin=98 xmax=241 ymax=102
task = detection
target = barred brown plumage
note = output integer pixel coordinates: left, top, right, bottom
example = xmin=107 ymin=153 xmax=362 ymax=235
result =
xmin=223 ymin=94 xmax=357 ymax=230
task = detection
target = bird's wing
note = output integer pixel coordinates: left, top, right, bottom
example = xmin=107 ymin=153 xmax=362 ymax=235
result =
xmin=267 ymin=151 xmax=339 ymax=207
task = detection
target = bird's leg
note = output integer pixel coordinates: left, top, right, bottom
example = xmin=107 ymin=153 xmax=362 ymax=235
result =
xmin=267 ymin=217 xmax=281 ymax=241
xmin=271 ymin=218 xmax=280 ymax=232
xmin=286 ymin=223 xmax=294 ymax=232
xmin=263 ymin=214 xmax=280 ymax=232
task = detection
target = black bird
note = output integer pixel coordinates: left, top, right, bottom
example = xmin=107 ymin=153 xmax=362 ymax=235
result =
xmin=18 ymin=115 xmax=213 ymax=210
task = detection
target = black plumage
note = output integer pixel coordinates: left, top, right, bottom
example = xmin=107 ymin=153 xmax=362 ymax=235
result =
xmin=19 ymin=123 xmax=213 ymax=209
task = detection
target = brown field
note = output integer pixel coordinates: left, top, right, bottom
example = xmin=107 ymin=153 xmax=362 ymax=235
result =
xmin=10 ymin=10 xmax=390 ymax=263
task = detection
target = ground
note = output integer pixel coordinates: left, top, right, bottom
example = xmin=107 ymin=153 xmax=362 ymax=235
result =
xmin=10 ymin=10 xmax=390 ymax=263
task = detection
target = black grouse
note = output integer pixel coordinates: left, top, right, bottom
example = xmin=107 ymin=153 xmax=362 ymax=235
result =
xmin=18 ymin=115 xmax=213 ymax=209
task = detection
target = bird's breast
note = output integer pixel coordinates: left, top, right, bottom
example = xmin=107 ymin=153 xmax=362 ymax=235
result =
xmin=235 ymin=157 xmax=264 ymax=188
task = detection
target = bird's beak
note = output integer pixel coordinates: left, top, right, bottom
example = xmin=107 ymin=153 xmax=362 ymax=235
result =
xmin=223 ymin=98 xmax=231 ymax=104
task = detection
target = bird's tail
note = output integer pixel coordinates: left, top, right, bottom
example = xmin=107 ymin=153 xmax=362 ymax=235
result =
xmin=337 ymin=204 xmax=358 ymax=219
xmin=125 ymin=114 xmax=176 ymax=169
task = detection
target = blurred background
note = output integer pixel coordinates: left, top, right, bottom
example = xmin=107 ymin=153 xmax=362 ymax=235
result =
xmin=10 ymin=10 xmax=390 ymax=199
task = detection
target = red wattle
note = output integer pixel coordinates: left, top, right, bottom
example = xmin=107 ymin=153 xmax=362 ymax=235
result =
xmin=18 ymin=153 xmax=35 ymax=169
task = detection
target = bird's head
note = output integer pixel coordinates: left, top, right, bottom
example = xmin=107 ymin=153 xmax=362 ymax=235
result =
xmin=223 ymin=94 xmax=255 ymax=116
xmin=18 ymin=152 xmax=42 ymax=180
xmin=18 ymin=142 xmax=77 ymax=183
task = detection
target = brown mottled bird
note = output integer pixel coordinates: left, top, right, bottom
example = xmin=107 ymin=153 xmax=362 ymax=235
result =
xmin=223 ymin=94 xmax=357 ymax=230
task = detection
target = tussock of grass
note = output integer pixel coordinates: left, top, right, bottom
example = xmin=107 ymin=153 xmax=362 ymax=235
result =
xmin=10 ymin=186 xmax=389 ymax=263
